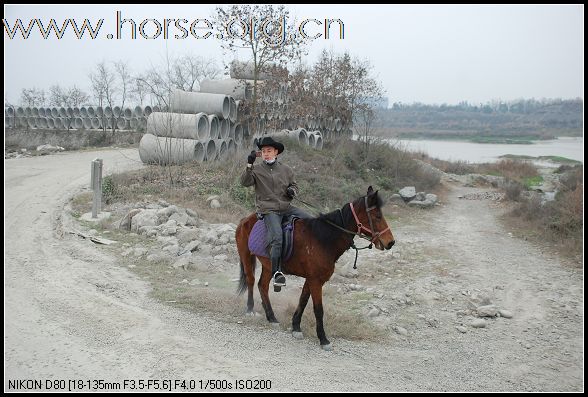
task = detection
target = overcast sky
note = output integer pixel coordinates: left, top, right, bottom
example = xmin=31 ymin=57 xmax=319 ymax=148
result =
xmin=3 ymin=4 xmax=584 ymax=106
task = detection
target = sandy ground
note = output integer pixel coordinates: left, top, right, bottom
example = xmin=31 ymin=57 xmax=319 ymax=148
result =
xmin=4 ymin=148 xmax=584 ymax=392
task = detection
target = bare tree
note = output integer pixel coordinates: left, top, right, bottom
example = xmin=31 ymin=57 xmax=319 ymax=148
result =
xmin=89 ymin=62 xmax=116 ymax=131
xmin=20 ymin=88 xmax=46 ymax=107
xmin=213 ymin=4 xmax=310 ymax=118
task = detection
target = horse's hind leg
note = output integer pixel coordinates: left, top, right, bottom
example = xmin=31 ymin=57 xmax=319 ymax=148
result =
xmin=258 ymin=259 xmax=279 ymax=323
xmin=291 ymin=280 xmax=310 ymax=339
xmin=245 ymin=254 xmax=256 ymax=315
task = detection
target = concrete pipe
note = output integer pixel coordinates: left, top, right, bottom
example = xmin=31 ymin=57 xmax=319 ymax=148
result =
xmin=49 ymin=108 xmax=57 ymax=118
xmin=203 ymin=139 xmax=216 ymax=161
xmin=38 ymin=108 xmax=46 ymax=117
xmin=215 ymin=139 xmax=228 ymax=160
xmin=170 ymin=89 xmax=230 ymax=119
xmin=87 ymin=107 xmax=95 ymax=117
xmin=27 ymin=118 xmax=36 ymax=128
xmin=66 ymin=108 xmax=73 ymax=117
xmin=143 ymin=106 xmax=153 ymax=117
xmin=104 ymin=107 xmax=113 ymax=118
xmin=139 ymin=134 xmax=205 ymax=165
xmin=139 ymin=116 xmax=147 ymax=130
xmin=229 ymin=97 xmax=237 ymax=122
xmin=116 ymin=118 xmax=126 ymax=130
xmin=228 ymin=121 xmax=235 ymax=140
xmin=147 ymin=112 xmax=210 ymax=140
xmin=123 ymin=107 xmax=133 ymax=120
xmin=134 ymin=106 xmax=143 ymax=117
xmin=199 ymin=78 xmax=253 ymax=100
xmin=219 ymin=118 xmax=229 ymax=139
xmin=95 ymin=107 xmax=103 ymax=117
xmin=73 ymin=107 xmax=81 ymax=117
xmin=73 ymin=117 xmax=83 ymax=129
xmin=6 ymin=107 xmax=15 ymax=117
xmin=35 ymin=117 xmax=45 ymax=129
xmin=32 ymin=107 xmax=39 ymax=117
xmin=25 ymin=107 xmax=33 ymax=117
xmin=130 ymin=117 xmax=138 ymax=130
xmin=16 ymin=107 xmax=25 ymax=117
xmin=82 ymin=118 xmax=91 ymax=129
xmin=315 ymin=135 xmax=323 ymax=150
xmin=293 ymin=128 xmax=308 ymax=146
xmin=47 ymin=118 xmax=55 ymax=129
xmin=233 ymin=123 xmax=243 ymax=144
xmin=227 ymin=138 xmax=236 ymax=154
xmin=208 ymin=115 xmax=219 ymax=140
xmin=91 ymin=118 xmax=100 ymax=129
xmin=80 ymin=107 xmax=88 ymax=117
xmin=308 ymin=133 xmax=316 ymax=148
xmin=113 ymin=106 xmax=122 ymax=117
xmin=153 ymin=105 xmax=161 ymax=113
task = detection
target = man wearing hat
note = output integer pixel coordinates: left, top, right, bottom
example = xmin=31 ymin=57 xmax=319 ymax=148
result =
xmin=240 ymin=136 xmax=312 ymax=290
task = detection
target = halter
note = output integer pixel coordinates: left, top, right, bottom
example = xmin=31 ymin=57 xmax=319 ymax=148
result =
xmin=349 ymin=196 xmax=391 ymax=247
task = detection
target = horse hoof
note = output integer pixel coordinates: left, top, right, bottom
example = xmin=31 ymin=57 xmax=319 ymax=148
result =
xmin=292 ymin=331 xmax=303 ymax=340
xmin=321 ymin=343 xmax=333 ymax=351
xmin=270 ymin=322 xmax=281 ymax=329
xmin=245 ymin=311 xmax=255 ymax=317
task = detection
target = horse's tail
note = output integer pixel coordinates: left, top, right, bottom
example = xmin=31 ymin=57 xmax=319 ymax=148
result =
xmin=235 ymin=214 xmax=257 ymax=295
xmin=237 ymin=257 xmax=256 ymax=295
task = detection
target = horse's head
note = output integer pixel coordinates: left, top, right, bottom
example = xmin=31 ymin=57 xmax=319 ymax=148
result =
xmin=350 ymin=186 xmax=396 ymax=250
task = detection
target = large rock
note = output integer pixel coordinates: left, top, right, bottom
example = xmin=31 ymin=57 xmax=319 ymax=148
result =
xmin=398 ymin=186 xmax=416 ymax=202
xmin=119 ymin=209 xmax=142 ymax=231
xmin=131 ymin=209 xmax=160 ymax=232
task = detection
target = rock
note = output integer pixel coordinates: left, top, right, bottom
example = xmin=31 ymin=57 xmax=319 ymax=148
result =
xmin=456 ymin=326 xmax=467 ymax=333
xmin=131 ymin=209 xmax=160 ymax=232
xmin=133 ymin=247 xmax=148 ymax=257
xmin=499 ymin=309 xmax=513 ymax=319
xmin=471 ymin=319 xmax=487 ymax=328
xmin=476 ymin=304 xmax=498 ymax=317
xmin=206 ymin=195 xmax=220 ymax=203
xmin=394 ymin=326 xmax=408 ymax=336
xmin=425 ymin=194 xmax=438 ymax=205
xmin=398 ymin=186 xmax=416 ymax=202
xmin=415 ymin=192 xmax=426 ymax=201
xmin=119 ymin=209 xmax=142 ymax=231
xmin=183 ymin=240 xmax=201 ymax=253
xmin=36 ymin=144 xmax=64 ymax=152
xmin=210 ymin=199 xmax=221 ymax=209
xmin=367 ymin=308 xmax=380 ymax=318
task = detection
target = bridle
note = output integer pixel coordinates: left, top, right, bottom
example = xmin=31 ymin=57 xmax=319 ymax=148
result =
xmin=348 ymin=195 xmax=391 ymax=247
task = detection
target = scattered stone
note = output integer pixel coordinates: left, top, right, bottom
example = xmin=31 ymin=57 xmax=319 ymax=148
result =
xmin=456 ymin=326 xmax=467 ymax=333
xmin=499 ymin=309 xmax=513 ymax=319
xmin=476 ymin=304 xmax=498 ymax=317
xmin=398 ymin=186 xmax=416 ymax=202
xmin=471 ymin=319 xmax=487 ymax=328
xmin=394 ymin=326 xmax=408 ymax=336
xmin=367 ymin=308 xmax=380 ymax=318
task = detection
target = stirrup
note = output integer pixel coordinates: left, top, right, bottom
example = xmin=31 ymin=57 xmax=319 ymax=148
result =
xmin=273 ymin=271 xmax=286 ymax=287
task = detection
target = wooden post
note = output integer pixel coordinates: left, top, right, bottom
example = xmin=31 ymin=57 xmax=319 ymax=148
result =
xmin=91 ymin=158 xmax=103 ymax=218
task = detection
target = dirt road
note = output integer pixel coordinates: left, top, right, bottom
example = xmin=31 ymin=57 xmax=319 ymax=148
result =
xmin=4 ymin=149 xmax=583 ymax=392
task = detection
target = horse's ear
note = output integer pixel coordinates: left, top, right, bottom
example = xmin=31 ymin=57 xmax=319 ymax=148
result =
xmin=367 ymin=186 xmax=374 ymax=195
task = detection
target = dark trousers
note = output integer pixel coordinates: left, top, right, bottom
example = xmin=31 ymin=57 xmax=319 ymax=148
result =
xmin=263 ymin=207 xmax=313 ymax=263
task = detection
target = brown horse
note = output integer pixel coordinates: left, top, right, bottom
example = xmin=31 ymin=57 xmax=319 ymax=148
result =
xmin=235 ymin=186 xmax=395 ymax=350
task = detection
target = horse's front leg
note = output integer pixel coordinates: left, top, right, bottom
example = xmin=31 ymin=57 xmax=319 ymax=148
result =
xmin=258 ymin=258 xmax=279 ymax=323
xmin=309 ymin=282 xmax=331 ymax=350
xmin=291 ymin=280 xmax=310 ymax=339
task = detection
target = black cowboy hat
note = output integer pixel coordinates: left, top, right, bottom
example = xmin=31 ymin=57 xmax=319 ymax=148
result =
xmin=256 ymin=136 xmax=284 ymax=154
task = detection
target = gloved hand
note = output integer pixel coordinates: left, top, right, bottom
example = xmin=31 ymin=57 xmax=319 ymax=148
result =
xmin=286 ymin=187 xmax=296 ymax=199
xmin=247 ymin=150 xmax=257 ymax=165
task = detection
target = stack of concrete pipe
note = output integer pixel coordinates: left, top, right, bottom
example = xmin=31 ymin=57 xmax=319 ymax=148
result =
xmin=139 ymin=88 xmax=244 ymax=165
xmin=5 ymin=105 xmax=155 ymax=132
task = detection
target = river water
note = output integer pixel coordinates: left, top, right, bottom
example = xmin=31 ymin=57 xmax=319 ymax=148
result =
xmin=382 ymin=137 xmax=584 ymax=164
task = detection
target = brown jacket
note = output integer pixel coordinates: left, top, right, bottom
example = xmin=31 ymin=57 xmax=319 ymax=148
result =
xmin=240 ymin=160 xmax=299 ymax=214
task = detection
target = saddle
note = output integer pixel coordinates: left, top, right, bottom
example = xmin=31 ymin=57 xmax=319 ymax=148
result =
xmin=248 ymin=215 xmax=299 ymax=262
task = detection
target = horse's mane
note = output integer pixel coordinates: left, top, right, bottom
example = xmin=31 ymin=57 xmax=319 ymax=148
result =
xmin=306 ymin=193 xmax=384 ymax=248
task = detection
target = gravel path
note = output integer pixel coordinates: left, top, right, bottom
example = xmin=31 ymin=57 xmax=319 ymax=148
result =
xmin=5 ymin=149 xmax=583 ymax=392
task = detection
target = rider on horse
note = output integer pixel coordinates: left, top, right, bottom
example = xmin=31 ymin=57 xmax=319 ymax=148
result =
xmin=240 ymin=136 xmax=312 ymax=290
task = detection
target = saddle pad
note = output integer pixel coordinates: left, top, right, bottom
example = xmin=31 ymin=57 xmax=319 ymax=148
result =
xmin=248 ymin=219 xmax=296 ymax=262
